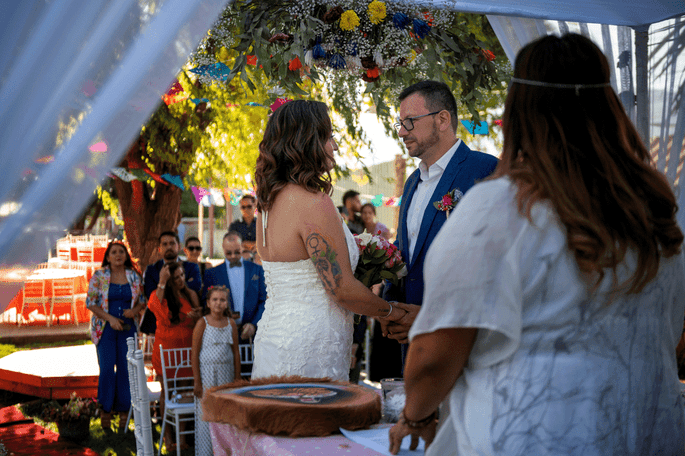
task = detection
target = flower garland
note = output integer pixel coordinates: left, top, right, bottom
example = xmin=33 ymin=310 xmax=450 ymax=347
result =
xmin=192 ymin=1 xmax=498 ymax=83
xmin=283 ymin=0 xmax=455 ymax=82
xmin=190 ymin=0 xmax=505 ymax=126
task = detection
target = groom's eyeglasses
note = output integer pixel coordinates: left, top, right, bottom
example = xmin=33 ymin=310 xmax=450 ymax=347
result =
xmin=394 ymin=111 xmax=442 ymax=131
xmin=186 ymin=246 xmax=202 ymax=252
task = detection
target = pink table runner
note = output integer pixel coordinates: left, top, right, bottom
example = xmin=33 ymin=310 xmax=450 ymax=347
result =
xmin=210 ymin=422 xmax=387 ymax=456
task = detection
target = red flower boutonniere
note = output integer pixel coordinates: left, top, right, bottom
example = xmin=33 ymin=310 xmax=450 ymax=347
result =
xmin=433 ymin=188 xmax=463 ymax=218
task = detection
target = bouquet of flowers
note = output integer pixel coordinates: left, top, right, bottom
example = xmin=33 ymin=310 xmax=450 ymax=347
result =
xmin=354 ymin=230 xmax=407 ymax=288
xmin=40 ymin=392 xmax=100 ymax=423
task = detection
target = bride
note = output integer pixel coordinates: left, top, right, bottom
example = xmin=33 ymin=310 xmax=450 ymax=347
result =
xmin=252 ymin=100 xmax=406 ymax=382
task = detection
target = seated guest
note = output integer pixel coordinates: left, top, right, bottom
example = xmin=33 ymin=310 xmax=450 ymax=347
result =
xmin=140 ymin=231 xmax=202 ymax=334
xmin=202 ymin=231 xmax=266 ymax=343
xmin=388 ymin=33 xmax=685 ymax=455
xmin=183 ymin=236 xmax=211 ymax=285
xmin=229 ymin=195 xmax=257 ymax=259
xmin=148 ymin=261 xmax=201 ymax=450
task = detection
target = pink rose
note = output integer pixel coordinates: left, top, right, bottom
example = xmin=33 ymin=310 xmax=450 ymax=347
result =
xmin=442 ymin=195 xmax=453 ymax=206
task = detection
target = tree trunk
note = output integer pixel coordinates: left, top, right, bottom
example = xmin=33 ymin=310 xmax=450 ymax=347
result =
xmin=113 ymin=178 xmax=182 ymax=267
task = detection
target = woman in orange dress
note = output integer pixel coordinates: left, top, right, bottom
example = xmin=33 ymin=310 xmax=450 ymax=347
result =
xmin=147 ymin=261 xmax=201 ymax=450
xmin=148 ymin=261 xmax=201 ymax=376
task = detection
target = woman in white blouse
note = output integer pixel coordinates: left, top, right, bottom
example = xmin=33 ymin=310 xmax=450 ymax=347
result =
xmin=389 ymin=33 xmax=685 ymax=455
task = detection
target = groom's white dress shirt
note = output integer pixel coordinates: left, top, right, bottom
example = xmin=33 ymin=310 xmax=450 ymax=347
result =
xmin=225 ymin=258 xmax=245 ymax=324
xmin=407 ymin=139 xmax=460 ymax=260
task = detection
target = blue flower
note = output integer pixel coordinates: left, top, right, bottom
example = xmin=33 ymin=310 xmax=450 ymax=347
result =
xmin=413 ymin=18 xmax=431 ymax=39
xmin=313 ymin=44 xmax=326 ymax=59
xmin=328 ymin=53 xmax=346 ymax=69
xmin=393 ymin=12 xmax=411 ymax=29
xmin=347 ymin=41 xmax=358 ymax=57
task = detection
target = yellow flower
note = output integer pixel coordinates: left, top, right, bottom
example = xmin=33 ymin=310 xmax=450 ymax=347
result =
xmin=407 ymin=49 xmax=418 ymax=64
xmin=339 ymin=10 xmax=360 ymax=31
xmin=367 ymin=1 xmax=386 ymax=25
xmin=217 ymin=46 xmax=230 ymax=63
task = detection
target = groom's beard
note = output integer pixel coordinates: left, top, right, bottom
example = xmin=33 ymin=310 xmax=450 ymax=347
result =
xmin=229 ymin=260 xmax=242 ymax=268
xmin=405 ymin=123 xmax=440 ymax=160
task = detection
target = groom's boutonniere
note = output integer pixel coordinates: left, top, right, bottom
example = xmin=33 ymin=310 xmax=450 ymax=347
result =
xmin=433 ymin=188 xmax=463 ymax=219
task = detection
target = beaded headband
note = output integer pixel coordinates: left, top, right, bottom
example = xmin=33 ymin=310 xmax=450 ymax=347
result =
xmin=510 ymin=77 xmax=611 ymax=96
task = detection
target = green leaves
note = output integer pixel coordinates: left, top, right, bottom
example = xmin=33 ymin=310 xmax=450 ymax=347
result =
xmin=188 ymin=1 xmax=511 ymax=151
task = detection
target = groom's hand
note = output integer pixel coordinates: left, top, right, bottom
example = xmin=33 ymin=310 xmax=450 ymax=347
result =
xmin=384 ymin=302 xmax=420 ymax=344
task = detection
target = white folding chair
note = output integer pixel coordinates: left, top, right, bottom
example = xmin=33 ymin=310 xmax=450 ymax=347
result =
xmin=56 ymin=238 xmax=72 ymax=261
xmin=126 ymin=337 xmax=154 ymax=456
xmin=125 ymin=334 xmax=161 ymax=431
xmin=91 ymin=234 xmax=108 ymax=244
xmin=239 ymin=343 xmax=254 ymax=379
xmin=51 ymin=277 xmax=83 ymax=325
xmin=76 ymin=242 xmax=94 ymax=262
xmin=159 ymin=345 xmax=195 ymax=456
xmin=18 ymin=279 xmax=49 ymax=326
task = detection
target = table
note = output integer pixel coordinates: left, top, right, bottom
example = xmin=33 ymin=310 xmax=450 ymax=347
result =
xmin=3 ymin=269 xmax=88 ymax=325
xmin=209 ymin=423 xmax=388 ymax=456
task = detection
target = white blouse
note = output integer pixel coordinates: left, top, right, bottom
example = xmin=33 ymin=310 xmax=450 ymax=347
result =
xmin=411 ymin=177 xmax=685 ymax=455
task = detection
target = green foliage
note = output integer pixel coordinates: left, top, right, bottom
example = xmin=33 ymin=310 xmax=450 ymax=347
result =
xmin=0 ymin=344 xmax=16 ymax=359
xmin=96 ymin=185 xmax=123 ymax=226
xmin=191 ymin=0 xmax=511 ymax=147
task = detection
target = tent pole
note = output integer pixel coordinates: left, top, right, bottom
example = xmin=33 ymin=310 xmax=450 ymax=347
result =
xmin=634 ymin=25 xmax=650 ymax=148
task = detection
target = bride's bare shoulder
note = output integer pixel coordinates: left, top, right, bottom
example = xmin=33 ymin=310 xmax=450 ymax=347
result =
xmin=277 ymin=185 xmax=335 ymax=213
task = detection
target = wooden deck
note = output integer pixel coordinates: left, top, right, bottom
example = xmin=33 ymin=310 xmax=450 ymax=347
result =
xmin=0 ymin=322 xmax=90 ymax=345
xmin=0 ymin=345 xmax=98 ymax=399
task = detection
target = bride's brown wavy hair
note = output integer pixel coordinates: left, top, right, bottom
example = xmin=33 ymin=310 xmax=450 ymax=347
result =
xmin=495 ymin=33 xmax=682 ymax=294
xmin=255 ymin=100 xmax=333 ymax=212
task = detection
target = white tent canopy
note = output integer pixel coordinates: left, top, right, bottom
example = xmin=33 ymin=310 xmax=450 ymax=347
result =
xmin=420 ymin=0 xmax=684 ymax=27
xmin=0 ymin=0 xmax=683 ymax=310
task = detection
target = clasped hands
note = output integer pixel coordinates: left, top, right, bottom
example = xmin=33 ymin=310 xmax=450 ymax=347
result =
xmin=378 ymin=302 xmax=420 ymax=344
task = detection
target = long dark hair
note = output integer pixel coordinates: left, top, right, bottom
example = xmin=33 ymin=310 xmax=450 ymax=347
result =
xmin=495 ymin=33 xmax=683 ymax=294
xmin=164 ymin=262 xmax=191 ymax=324
xmin=101 ymin=241 xmax=141 ymax=278
xmin=254 ymin=100 xmax=333 ymax=212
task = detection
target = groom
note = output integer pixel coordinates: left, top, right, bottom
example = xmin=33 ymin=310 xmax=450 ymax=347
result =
xmin=383 ymin=80 xmax=498 ymax=362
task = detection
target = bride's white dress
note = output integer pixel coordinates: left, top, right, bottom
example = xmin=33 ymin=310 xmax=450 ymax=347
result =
xmin=252 ymin=213 xmax=360 ymax=382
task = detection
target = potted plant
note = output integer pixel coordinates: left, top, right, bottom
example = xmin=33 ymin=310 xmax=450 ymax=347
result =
xmin=40 ymin=392 xmax=100 ymax=441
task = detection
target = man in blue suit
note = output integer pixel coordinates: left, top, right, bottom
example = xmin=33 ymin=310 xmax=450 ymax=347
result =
xmin=383 ymin=80 xmax=498 ymax=362
xmin=140 ymin=231 xmax=202 ymax=334
xmin=202 ymin=231 xmax=266 ymax=342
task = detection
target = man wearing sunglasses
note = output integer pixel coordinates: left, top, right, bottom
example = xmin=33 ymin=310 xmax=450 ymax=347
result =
xmin=229 ymin=194 xmax=257 ymax=259
xmin=382 ymin=80 xmax=499 ymax=365
xmin=202 ymin=231 xmax=266 ymax=344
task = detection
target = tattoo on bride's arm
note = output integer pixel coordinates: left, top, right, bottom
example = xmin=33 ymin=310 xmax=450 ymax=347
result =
xmin=306 ymin=233 xmax=342 ymax=294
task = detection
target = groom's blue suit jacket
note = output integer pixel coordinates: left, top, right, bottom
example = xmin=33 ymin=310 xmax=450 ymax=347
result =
xmin=385 ymin=141 xmax=498 ymax=307
xmin=202 ymin=260 xmax=267 ymax=328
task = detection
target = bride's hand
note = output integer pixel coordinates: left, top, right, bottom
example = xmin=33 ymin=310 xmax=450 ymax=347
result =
xmin=381 ymin=302 xmax=419 ymax=344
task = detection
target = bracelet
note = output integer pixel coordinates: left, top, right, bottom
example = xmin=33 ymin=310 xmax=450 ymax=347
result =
xmin=401 ymin=409 xmax=438 ymax=429
xmin=383 ymin=302 xmax=395 ymax=318
xmin=158 ymin=284 xmax=166 ymax=290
